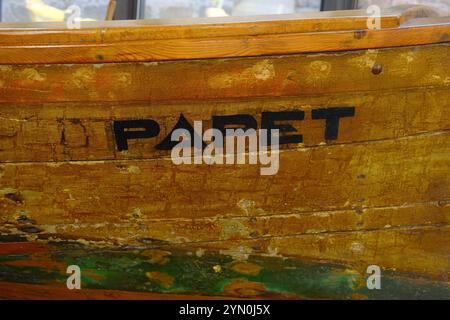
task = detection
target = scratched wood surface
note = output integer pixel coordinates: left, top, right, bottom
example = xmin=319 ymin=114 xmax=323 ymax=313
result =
xmin=0 ymin=7 xmax=449 ymax=299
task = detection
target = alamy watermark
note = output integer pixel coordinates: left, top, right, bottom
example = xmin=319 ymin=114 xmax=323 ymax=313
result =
xmin=65 ymin=5 xmax=82 ymax=29
xmin=367 ymin=5 xmax=382 ymax=30
xmin=170 ymin=123 xmax=280 ymax=176
xmin=66 ymin=265 xmax=81 ymax=290
xmin=366 ymin=265 xmax=382 ymax=290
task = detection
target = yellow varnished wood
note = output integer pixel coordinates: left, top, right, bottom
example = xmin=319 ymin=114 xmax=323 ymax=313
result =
xmin=0 ymin=6 xmax=449 ymax=285
xmin=0 ymin=7 xmax=447 ymax=64
xmin=0 ymin=44 xmax=448 ymax=104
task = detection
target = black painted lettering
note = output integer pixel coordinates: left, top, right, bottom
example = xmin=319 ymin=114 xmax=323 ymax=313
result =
xmin=312 ymin=107 xmax=355 ymax=140
xmin=114 ymin=119 xmax=160 ymax=151
xmin=261 ymin=111 xmax=305 ymax=145
xmin=156 ymin=114 xmax=205 ymax=150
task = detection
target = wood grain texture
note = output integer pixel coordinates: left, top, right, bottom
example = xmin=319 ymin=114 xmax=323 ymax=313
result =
xmin=0 ymin=9 xmax=449 ymax=299
xmin=3 ymin=200 xmax=447 ymax=244
xmin=0 ymin=23 xmax=448 ymax=64
xmin=0 ymin=44 xmax=449 ymax=105
xmin=0 ymin=237 xmax=448 ymax=299
xmin=1 ymin=132 xmax=449 ymax=276
xmin=0 ymin=87 xmax=449 ymax=162
xmin=0 ymin=10 xmax=448 ymax=64
xmin=0 ymin=10 xmax=401 ymax=43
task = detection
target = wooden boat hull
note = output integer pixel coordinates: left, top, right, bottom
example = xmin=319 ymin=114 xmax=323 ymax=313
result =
xmin=0 ymin=7 xmax=449 ymax=299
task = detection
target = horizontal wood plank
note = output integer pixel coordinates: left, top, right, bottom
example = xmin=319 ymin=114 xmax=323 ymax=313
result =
xmin=0 ymin=8 xmax=447 ymax=64
xmin=0 ymin=44 xmax=449 ymax=105
xmin=1 ymin=132 xmax=448 ymax=223
xmin=0 ymin=88 xmax=449 ymax=162
xmin=0 ymin=10 xmax=402 ymax=44
xmin=1 ymin=199 xmax=447 ymax=246
xmin=0 ymin=6 xmax=449 ymax=298
xmin=191 ymin=226 xmax=450 ymax=277
xmin=1 ymin=234 xmax=448 ymax=299
xmin=0 ymin=44 xmax=450 ymax=109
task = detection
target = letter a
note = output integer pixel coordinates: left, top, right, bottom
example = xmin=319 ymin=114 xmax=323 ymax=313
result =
xmin=66 ymin=265 xmax=81 ymax=290
xmin=366 ymin=265 xmax=381 ymax=290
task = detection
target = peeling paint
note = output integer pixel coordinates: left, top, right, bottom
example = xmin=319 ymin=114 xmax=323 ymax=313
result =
xmin=218 ymin=219 xmax=248 ymax=240
xmin=231 ymin=261 xmax=263 ymax=276
xmin=115 ymin=72 xmax=132 ymax=88
xmin=0 ymin=238 xmax=448 ymax=299
xmin=0 ymin=188 xmax=17 ymax=196
xmin=350 ymin=242 xmax=365 ymax=252
xmin=213 ymin=265 xmax=222 ymax=273
xmin=349 ymin=50 xmax=379 ymax=69
xmin=223 ymin=278 xmax=266 ymax=297
xmin=220 ymin=246 xmax=253 ymax=261
xmin=141 ymin=249 xmax=171 ymax=265
xmin=250 ymin=60 xmax=276 ymax=81
xmin=195 ymin=249 xmax=205 ymax=257
xmin=21 ymin=68 xmax=47 ymax=82
xmin=71 ymin=67 xmax=96 ymax=89
xmin=237 ymin=199 xmax=256 ymax=214
xmin=145 ymin=271 xmax=174 ymax=289
xmin=305 ymin=60 xmax=332 ymax=86
xmin=208 ymin=60 xmax=275 ymax=89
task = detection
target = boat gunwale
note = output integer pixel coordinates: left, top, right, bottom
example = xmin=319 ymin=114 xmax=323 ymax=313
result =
xmin=0 ymin=6 xmax=447 ymax=64
xmin=0 ymin=9 xmax=400 ymax=30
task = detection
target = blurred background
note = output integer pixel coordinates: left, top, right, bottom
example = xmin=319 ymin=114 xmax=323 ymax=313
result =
xmin=0 ymin=0 xmax=448 ymax=22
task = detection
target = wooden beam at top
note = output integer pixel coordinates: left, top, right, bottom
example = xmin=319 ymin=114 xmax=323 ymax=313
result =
xmin=0 ymin=6 xmax=447 ymax=64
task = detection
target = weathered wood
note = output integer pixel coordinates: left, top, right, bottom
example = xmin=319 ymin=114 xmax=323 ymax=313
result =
xmin=1 ymin=132 xmax=448 ymax=228
xmin=0 ymin=8 xmax=449 ymax=299
xmin=0 ymin=237 xmax=448 ymax=299
xmin=3 ymin=200 xmax=446 ymax=244
xmin=0 ymin=15 xmax=448 ymax=64
xmin=191 ymin=226 xmax=450 ymax=278
xmin=0 ymin=44 xmax=449 ymax=105
xmin=2 ymin=199 xmax=448 ymax=278
xmin=0 ymin=87 xmax=448 ymax=162
xmin=0 ymin=9 xmax=402 ymax=42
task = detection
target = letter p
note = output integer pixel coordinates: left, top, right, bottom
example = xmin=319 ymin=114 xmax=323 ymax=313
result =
xmin=114 ymin=120 xmax=160 ymax=151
